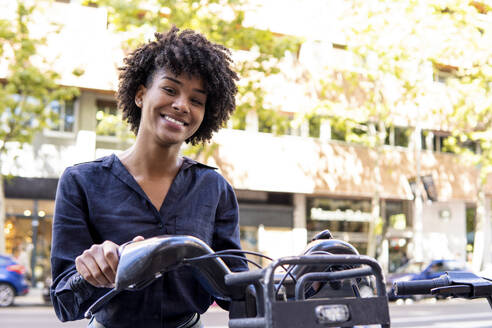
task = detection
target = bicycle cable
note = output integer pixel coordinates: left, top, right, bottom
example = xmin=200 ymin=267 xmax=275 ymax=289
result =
xmin=183 ymin=249 xmax=298 ymax=284
xmin=274 ymin=250 xmax=333 ymax=297
xmin=205 ymin=249 xmax=297 ymax=283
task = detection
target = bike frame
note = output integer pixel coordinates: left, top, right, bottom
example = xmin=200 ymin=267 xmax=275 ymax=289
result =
xmin=84 ymin=232 xmax=492 ymax=328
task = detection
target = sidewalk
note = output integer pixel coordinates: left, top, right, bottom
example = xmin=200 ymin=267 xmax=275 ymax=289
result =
xmin=14 ymin=287 xmax=49 ymax=307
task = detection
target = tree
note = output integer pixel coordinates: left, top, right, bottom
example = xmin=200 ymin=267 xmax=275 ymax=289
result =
xmin=442 ymin=5 xmax=492 ymax=270
xmin=0 ymin=1 xmax=79 ymax=253
xmin=310 ymin=0 xmax=492 ymax=268
xmin=85 ymin=0 xmax=302 ymax=134
xmin=311 ymin=0 xmax=437 ymax=264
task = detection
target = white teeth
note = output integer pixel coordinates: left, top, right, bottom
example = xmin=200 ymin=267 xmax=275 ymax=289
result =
xmin=164 ymin=115 xmax=185 ymax=126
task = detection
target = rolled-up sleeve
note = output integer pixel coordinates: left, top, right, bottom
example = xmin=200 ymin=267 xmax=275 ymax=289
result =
xmin=50 ymin=167 xmax=107 ymax=321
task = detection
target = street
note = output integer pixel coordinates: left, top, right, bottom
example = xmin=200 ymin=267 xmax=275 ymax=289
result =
xmin=1 ymin=290 xmax=491 ymax=328
xmin=389 ymin=299 xmax=492 ymax=327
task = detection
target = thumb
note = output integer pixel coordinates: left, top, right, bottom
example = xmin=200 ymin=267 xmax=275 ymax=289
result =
xmin=132 ymin=235 xmax=145 ymax=242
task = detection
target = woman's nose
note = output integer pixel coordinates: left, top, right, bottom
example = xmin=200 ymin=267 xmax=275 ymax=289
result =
xmin=172 ymin=96 xmax=189 ymax=113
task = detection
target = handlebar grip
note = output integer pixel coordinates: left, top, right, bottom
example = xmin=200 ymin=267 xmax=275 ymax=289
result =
xmin=394 ymin=276 xmax=450 ymax=296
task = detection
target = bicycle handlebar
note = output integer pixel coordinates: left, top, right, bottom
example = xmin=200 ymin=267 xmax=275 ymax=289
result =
xmin=83 ymin=231 xmax=391 ymax=327
xmin=394 ymin=276 xmax=451 ymax=295
xmin=394 ymin=271 xmax=492 ymax=310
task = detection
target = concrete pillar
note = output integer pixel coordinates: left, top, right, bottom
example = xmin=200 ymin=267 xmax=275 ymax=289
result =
xmin=245 ymin=111 xmax=259 ymax=132
xmin=257 ymin=224 xmax=266 ymax=253
xmin=293 ymin=193 xmax=307 ymax=253
xmin=320 ymin=119 xmax=331 ymax=140
xmin=300 ymin=121 xmax=310 ymax=138
xmin=75 ymin=130 xmax=96 ymax=163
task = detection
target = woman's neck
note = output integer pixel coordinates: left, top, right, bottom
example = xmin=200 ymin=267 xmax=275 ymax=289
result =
xmin=119 ymin=140 xmax=183 ymax=178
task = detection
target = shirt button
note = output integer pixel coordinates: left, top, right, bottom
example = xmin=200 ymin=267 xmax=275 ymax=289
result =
xmin=157 ymin=223 xmax=163 ymax=229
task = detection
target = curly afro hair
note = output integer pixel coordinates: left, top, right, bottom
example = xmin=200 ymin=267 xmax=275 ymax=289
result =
xmin=116 ymin=26 xmax=239 ymax=145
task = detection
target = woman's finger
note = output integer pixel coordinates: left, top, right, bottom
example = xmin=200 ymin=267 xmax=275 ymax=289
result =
xmin=93 ymin=246 xmax=117 ymax=284
xmin=76 ymin=256 xmax=105 ymax=287
xmin=80 ymin=251 xmax=112 ymax=287
xmin=132 ymin=235 xmax=144 ymax=242
xmin=101 ymin=241 xmax=120 ymax=278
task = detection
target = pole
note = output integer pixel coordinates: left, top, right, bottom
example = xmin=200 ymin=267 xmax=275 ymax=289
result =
xmin=413 ymin=123 xmax=424 ymax=262
xmin=30 ymin=200 xmax=39 ymax=286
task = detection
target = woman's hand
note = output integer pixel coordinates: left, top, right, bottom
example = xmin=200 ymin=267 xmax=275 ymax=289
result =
xmin=75 ymin=236 xmax=144 ymax=288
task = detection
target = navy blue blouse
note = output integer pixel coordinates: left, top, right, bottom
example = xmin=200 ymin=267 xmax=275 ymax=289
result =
xmin=50 ymin=154 xmax=247 ymax=327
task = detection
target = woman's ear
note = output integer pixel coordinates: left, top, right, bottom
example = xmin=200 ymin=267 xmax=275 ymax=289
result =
xmin=135 ymin=85 xmax=146 ymax=108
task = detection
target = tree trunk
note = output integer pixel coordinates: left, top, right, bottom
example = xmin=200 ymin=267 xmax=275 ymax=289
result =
xmin=367 ymin=129 xmax=383 ymax=260
xmin=412 ymin=124 xmax=424 ymax=262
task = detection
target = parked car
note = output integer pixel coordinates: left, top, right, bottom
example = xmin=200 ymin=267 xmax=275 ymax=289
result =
xmin=0 ymin=254 xmax=29 ymax=307
xmin=386 ymin=259 xmax=470 ymax=301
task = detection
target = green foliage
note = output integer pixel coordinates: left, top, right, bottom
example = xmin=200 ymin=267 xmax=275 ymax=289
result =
xmin=96 ymin=110 xmax=135 ymax=142
xmin=445 ymin=73 xmax=492 ymax=182
xmin=309 ymin=0 xmax=492 ymax=258
xmin=181 ymin=142 xmax=219 ymax=161
xmin=314 ymin=1 xmax=492 ymax=175
xmin=0 ymin=1 xmax=79 ymax=154
xmin=84 ymin=0 xmax=302 ymax=135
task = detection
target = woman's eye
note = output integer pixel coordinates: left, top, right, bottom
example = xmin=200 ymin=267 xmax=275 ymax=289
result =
xmin=162 ymin=87 xmax=175 ymax=95
xmin=192 ymin=99 xmax=204 ymax=106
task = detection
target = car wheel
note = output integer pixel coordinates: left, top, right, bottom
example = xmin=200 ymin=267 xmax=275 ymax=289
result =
xmin=0 ymin=283 xmax=15 ymax=307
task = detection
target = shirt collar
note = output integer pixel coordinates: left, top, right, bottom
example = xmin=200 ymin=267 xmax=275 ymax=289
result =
xmin=101 ymin=154 xmax=115 ymax=168
xmin=101 ymin=153 xmax=216 ymax=170
xmin=181 ymin=156 xmax=217 ymax=170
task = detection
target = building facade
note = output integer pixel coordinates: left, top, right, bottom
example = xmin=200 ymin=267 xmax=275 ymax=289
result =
xmin=1 ymin=1 xmax=491 ymax=285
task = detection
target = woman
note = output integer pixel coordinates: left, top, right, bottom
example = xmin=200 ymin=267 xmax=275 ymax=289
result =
xmin=50 ymin=26 xmax=247 ymax=328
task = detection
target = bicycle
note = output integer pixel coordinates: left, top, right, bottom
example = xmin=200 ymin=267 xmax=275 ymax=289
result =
xmin=84 ymin=230 xmax=492 ymax=328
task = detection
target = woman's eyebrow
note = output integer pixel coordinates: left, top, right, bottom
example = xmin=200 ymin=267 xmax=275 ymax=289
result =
xmin=162 ymin=76 xmax=206 ymax=94
xmin=162 ymin=76 xmax=182 ymax=84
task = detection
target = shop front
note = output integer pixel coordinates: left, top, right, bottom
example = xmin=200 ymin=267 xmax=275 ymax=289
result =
xmin=306 ymin=196 xmax=412 ymax=270
xmin=3 ymin=177 xmax=58 ymax=286
xmin=237 ymin=192 xmax=294 ymax=267
xmin=306 ymin=197 xmax=372 ymax=255
xmin=384 ymin=200 xmax=413 ymax=272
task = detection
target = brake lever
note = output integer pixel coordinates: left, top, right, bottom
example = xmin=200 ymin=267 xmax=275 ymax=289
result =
xmin=84 ymin=289 xmax=120 ymax=319
xmin=431 ymin=285 xmax=472 ymax=297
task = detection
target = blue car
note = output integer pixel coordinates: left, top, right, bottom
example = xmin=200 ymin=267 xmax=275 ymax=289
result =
xmin=0 ymin=254 xmax=29 ymax=306
xmin=386 ymin=259 xmax=470 ymax=301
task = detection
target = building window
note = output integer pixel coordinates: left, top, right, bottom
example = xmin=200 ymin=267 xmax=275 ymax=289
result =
xmin=421 ymin=130 xmax=454 ymax=153
xmin=433 ymin=63 xmax=457 ymax=84
xmin=385 ymin=126 xmax=411 ymax=148
xmin=95 ymin=99 xmax=118 ymax=137
xmin=49 ymin=100 xmax=76 ymax=133
xmin=240 ymin=226 xmax=260 ymax=268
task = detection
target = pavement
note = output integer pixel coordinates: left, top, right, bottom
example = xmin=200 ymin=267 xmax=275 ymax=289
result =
xmin=14 ymin=287 xmax=49 ymax=307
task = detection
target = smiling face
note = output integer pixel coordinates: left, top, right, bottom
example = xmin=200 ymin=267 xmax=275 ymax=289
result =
xmin=135 ymin=69 xmax=207 ymax=148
